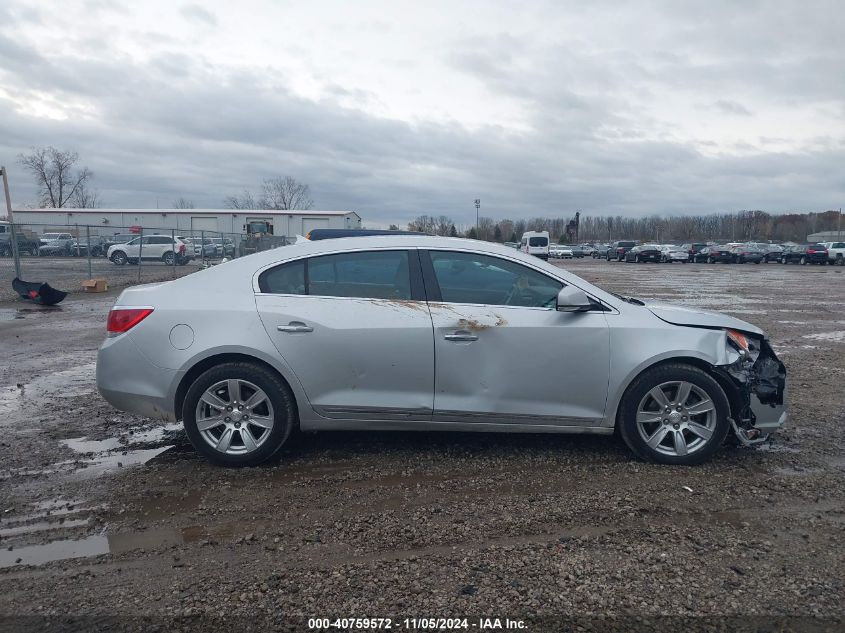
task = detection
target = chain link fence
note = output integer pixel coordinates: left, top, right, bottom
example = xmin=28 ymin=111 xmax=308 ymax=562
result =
xmin=0 ymin=222 xmax=292 ymax=302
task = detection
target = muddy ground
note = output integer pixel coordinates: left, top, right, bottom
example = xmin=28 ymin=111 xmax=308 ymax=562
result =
xmin=0 ymin=258 xmax=843 ymax=631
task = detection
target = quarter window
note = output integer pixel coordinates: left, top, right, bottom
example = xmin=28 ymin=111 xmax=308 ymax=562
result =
xmin=259 ymin=259 xmax=306 ymax=295
xmin=429 ymin=251 xmax=562 ymax=308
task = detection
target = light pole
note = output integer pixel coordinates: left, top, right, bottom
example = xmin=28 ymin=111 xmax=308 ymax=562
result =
xmin=1 ymin=166 xmax=21 ymax=279
xmin=474 ymin=199 xmax=480 ymax=236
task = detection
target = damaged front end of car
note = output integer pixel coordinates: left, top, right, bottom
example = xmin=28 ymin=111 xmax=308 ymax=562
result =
xmin=713 ymin=329 xmax=788 ymax=445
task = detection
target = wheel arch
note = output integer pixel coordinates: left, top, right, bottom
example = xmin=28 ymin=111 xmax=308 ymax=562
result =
xmin=609 ymin=355 xmax=741 ymax=429
xmin=174 ymin=352 xmax=301 ymax=428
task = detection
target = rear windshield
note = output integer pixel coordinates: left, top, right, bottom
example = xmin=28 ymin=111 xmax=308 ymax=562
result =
xmin=528 ymin=237 xmax=548 ymax=247
xmin=618 ymin=241 xmax=636 ymax=247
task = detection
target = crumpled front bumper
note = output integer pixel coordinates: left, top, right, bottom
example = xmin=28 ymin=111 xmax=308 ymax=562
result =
xmin=718 ymin=338 xmax=788 ymax=443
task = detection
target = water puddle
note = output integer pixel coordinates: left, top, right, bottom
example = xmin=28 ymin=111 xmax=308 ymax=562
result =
xmin=0 ymin=517 xmax=90 ymax=538
xmin=0 ymin=362 xmax=97 ymax=421
xmin=804 ymin=331 xmax=845 ymax=343
xmin=3 ymin=423 xmax=181 ymax=481
xmin=0 ymin=522 xmax=242 ymax=569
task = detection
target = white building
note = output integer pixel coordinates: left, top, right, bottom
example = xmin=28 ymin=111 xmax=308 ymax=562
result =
xmin=11 ymin=208 xmax=361 ymax=237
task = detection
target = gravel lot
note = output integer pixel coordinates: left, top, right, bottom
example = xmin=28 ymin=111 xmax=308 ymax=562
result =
xmin=0 ymin=258 xmax=843 ymax=631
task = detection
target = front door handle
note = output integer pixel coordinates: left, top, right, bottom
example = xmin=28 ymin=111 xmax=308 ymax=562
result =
xmin=277 ymin=322 xmax=313 ymax=333
xmin=444 ymin=330 xmax=478 ymax=342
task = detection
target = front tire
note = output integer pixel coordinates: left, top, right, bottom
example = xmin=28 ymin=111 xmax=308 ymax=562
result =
xmin=183 ymin=362 xmax=296 ymax=466
xmin=111 ymin=251 xmax=127 ymax=265
xmin=618 ymin=363 xmax=730 ymax=465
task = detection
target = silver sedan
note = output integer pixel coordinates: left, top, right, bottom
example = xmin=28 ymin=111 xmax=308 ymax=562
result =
xmin=97 ymin=236 xmax=787 ymax=466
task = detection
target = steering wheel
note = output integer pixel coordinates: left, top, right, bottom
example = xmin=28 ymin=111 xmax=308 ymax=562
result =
xmin=504 ymin=277 xmax=536 ymax=306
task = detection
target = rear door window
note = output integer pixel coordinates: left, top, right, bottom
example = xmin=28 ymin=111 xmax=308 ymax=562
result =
xmin=258 ymin=250 xmax=411 ymax=300
xmin=308 ymin=251 xmax=410 ymax=299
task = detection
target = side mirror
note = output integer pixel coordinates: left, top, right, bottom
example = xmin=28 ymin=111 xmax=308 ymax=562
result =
xmin=556 ymin=286 xmax=593 ymax=312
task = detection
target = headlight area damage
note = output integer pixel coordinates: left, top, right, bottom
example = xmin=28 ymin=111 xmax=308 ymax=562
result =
xmin=714 ymin=329 xmax=788 ymax=445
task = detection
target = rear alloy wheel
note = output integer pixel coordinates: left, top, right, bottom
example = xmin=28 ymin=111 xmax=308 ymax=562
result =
xmin=800 ymin=256 xmax=807 ymax=265
xmin=162 ymin=251 xmax=175 ymax=266
xmin=618 ymin=364 xmax=730 ymax=465
xmin=781 ymin=256 xmax=788 ymax=264
xmin=111 ymin=251 xmax=127 ymax=265
xmin=183 ymin=362 xmax=295 ymax=466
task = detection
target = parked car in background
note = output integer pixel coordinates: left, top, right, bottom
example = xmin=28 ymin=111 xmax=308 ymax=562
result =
xmin=0 ymin=232 xmax=40 ymax=256
xmin=503 ymin=241 xmax=519 ymax=250
xmin=103 ymin=234 xmax=138 ymax=254
xmin=108 ymin=235 xmax=190 ymax=266
xmin=780 ymin=244 xmax=829 ymax=265
xmin=549 ymin=244 xmax=573 ymax=259
xmin=208 ymin=237 xmax=236 ymax=258
xmin=38 ymin=232 xmax=73 ymax=246
xmin=659 ymin=245 xmax=690 ymax=263
xmin=680 ymin=243 xmax=708 ymax=263
xmin=592 ymin=244 xmax=611 ymax=258
xmin=822 ymin=242 xmax=845 ymax=265
xmin=729 ymin=244 xmax=765 ymax=264
xmin=97 ymin=235 xmax=787 ymax=467
xmin=625 ymin=244 xmax=662 ymax=263
xmin=520 ymin=231 xmax=550 ymax=260
xmin=607 ymin=240 xmax=638 ymax=261
xmin=38 ymin=235 xmax=76 ymax=256
xmin=579 ymin=244 xmax=596 ymax=256
xmin=752 ymin=243 xmax=784 ymax=263
xmin=695 ymin=246 xmax=734 ymax=263
xmin=69 ymin=236 xmax=110 ymax=257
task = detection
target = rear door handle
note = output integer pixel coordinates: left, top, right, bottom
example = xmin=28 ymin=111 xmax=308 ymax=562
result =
xmin=444 ymin=330 xmax=478 ymax=342
xmin=277 ymin=322 xmax=313 ymax=333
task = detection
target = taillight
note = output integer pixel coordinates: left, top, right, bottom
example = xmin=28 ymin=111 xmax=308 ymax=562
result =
xmin=179 ymin=244 xmax=186 ymax=253
xmin=107 ymin=307 xmax=153 ymax=334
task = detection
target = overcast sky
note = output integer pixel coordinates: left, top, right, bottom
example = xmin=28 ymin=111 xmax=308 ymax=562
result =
xmin=1 ymin=0 xmax=843 ymax=227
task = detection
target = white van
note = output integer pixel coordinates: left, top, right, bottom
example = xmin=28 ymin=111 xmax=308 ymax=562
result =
xmin=521 ymin=231 xmax=550 ymax=260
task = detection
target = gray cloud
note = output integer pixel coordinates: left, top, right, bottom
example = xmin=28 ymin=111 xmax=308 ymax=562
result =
xmin=180 ymin=4 xmax=217 ymax=27
xmin=712 ymin=100 xmax=753 ymax=116
xmin=0 ymin=0 xmax=843 ymax=227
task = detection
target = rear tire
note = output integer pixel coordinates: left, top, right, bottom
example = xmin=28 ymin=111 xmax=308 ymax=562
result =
xmin=800 ymin=256 xmax=807 ymax=265
xmin=618 ymin=363 xmax=730 ymax=465
xmin=163 ymin=251 xmax=175 ymax=266
xmin=183 ymin=362 xmax=296 ymax=467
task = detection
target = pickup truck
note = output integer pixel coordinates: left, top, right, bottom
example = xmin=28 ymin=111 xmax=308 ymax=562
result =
xmin=822 ymin=241 xmax=845 ymax=265
xmin=0 ymin=223 xmax=40 ymax=256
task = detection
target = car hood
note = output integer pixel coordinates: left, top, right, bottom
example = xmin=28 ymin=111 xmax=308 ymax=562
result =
xmin=646 ymin=302 xmax=764 ymax=337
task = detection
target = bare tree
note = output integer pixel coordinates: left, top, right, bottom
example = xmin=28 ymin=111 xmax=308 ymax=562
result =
xmin=173 ymin=197 xmax=195 ymax=209
xmin=408 ymin=215 xmax=437 ymax=233
xmin=224 ymin=190 xmax=259 ymax=210
xmin=73 ymin=180 xmax=101 ymax=208
xmin=18 ymin=146 xmax=93 ymax=208
xmin=260 ymin=176 xmax=313 ymax=210
xmin=224 ymin=176 xmax=313 ymax=210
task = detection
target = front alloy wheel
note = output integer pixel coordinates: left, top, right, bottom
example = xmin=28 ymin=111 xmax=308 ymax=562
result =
xmin=111 ymin=251 xmax=127 ymax=265
xmin=619 ymin=364 xmax=730 ymax=465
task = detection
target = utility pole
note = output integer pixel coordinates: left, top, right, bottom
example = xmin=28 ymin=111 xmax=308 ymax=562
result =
xmin=1 ymin=166 xmax=22 ymax=279
xmin=474 ymin=199 xmax=480 ymax=236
